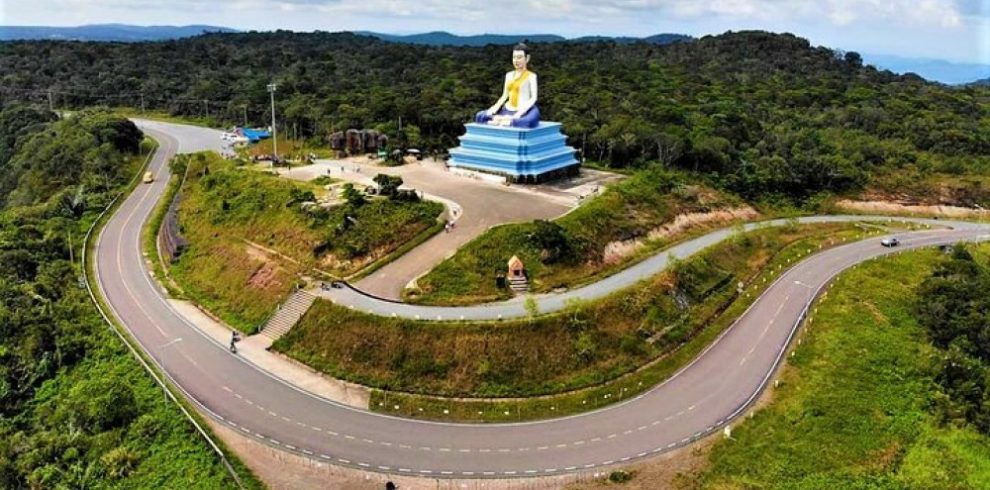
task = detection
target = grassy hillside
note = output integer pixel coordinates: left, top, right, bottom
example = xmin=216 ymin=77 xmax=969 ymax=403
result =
xmin=169 ymin=153 xmax=442 ymax=331
xmin=0 ymin=105 xmax=258 ymax=489
xmin=275 ymin=222 xmax=868 ymax=400
xmin=410 ymin=167 xmax=747 ymax=304
xmin=697 ymin=246 xmax=990 ymax=489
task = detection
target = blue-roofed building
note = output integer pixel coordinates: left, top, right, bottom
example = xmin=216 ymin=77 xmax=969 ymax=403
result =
xmin=238 ymin=127 xmax=271 ymax=143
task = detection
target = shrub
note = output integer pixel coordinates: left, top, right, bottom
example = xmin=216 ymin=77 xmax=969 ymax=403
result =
xmin=608 ymin=470 xmax=632 ymax=483
xmin=527 ymin=220 xmax=572 ymax=264
xmin=101 ymin=447 xmax=140 ymax=479
xmin=341 ymin=183 xmax=366 ymax=207
xmin=373 ymin=173 xmax=403 ymax=197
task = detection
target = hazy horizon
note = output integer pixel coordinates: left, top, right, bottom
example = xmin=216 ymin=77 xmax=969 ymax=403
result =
xmin=2 ymin=0 xmax=987 ymax=65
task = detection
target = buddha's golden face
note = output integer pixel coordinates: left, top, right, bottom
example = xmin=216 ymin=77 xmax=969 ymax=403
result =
xmin=512 ymin=50 xmax=529 ymax=71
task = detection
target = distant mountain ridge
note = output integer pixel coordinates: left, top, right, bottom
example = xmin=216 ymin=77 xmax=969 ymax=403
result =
xmin=355 ymin=31 xmax=694 ymax=46
xmin=0 ymin=24 xmax=237 ymax=42
xmin=0 ymin=25 xmax=692 ymax=46
xmin=862 ymin=53 xmax=990 ymax=86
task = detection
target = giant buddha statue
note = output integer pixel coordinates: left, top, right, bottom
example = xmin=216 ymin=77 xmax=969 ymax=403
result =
xmin=474 ymin=42 xmax=540 ymax=128
xmin=449 ymin=42 xmax=578 ymax=183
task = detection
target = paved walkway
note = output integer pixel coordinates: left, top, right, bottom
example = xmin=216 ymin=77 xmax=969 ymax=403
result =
xmin=319 ymin=215 xmax=986 ymax=320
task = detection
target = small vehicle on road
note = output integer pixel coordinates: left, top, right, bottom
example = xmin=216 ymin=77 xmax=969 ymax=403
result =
xmin=881 ymin=237 xmax=900 ymax=247
xmin=142 ymin=171 xmax=154 ymax=184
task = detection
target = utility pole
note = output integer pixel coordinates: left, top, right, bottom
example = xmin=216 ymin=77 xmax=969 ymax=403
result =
xmin=141 ymin=93 xmax=146 ymax=113
xmin=242 ymin=105 xmax=247 ymax=127
xmin=47 ymin=89 xmax=54 ymax=112
xmin=203 ymin=100 xmax=209 ymax=119
xmin=267 ymin=82 xmax=278 ymax=166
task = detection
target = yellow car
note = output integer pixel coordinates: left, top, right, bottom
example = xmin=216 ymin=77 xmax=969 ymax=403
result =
xmin=142 ymin=171 xmax=154 ymax=184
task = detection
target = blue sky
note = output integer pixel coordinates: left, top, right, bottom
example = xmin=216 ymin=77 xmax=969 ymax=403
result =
xmin=2 ymin=0 xmax=988 ymax=65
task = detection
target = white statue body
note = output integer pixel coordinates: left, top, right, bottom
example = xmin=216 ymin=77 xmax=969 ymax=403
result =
xmin=475 ymin=43 xmax=541 ymax=128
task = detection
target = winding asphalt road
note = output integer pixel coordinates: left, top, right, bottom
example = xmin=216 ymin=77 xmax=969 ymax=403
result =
xmin=95 ymin=119 xmax=990 ymax=478
xmin=325 ymin=215 xmax=987 ymax=320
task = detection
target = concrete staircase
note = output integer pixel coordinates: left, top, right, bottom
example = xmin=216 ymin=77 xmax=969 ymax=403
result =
xmin=260 ymin=290 xmax=316 ymax=341
xmin=508 ymin=275 xmax=530 ymax=293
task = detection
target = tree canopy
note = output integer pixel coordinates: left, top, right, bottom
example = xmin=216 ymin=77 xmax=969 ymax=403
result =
xmin=917 ymin=245 xmax=990 ymax=434
xmin=2 ymin=30 xmax=987 ymax=202
xmin=0 ymin=104 xmax=249 ymax=488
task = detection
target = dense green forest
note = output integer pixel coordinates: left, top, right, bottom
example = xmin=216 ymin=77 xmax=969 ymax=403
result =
xmin=0 ymin=104 xmax=249 ymax=488
xmin=1 ymin=30 xmax=988 ymax=203
xmin=917 ymin=245 xmax=990 ymax=434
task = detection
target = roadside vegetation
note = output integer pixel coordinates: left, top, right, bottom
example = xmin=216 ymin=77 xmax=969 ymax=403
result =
xmin=409 ymin=167 xmax=749 ymax=304
xmin=695 ymin=245 xmax=990 ymax=489
xmin=0 ymin=104 xmax=256 ymax=489
xmin=916 ymin=245 xmax=990 ymax=436
xmin=168 ymin=152 xmax=442 ymax=331
xmin=275 ymin=221 xmax=883 ymax=408
xmin=110 ymin=108 xmax=216 ymax=128
xmin=243 ymin=134 xmax=335 ymax=161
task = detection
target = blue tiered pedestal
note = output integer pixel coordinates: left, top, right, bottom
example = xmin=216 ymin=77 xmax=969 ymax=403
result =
xmin=448 ymin=122 xmax=579 ymax=183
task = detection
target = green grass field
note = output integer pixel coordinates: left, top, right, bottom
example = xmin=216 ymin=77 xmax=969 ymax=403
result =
xmin=697 ymin=245 xmax=990 ymax=489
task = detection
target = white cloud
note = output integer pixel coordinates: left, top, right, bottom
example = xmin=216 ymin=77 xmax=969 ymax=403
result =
xmin=823 ymin=0 xmax=961 ymax=28
xmin=572 ymin=0 xmax=964 ymax=28
xmin=9 ymin=0 xmax=974 ymax=30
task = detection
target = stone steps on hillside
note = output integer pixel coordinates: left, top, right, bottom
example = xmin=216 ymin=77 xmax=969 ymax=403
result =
xmin=260 ymin=290 xmax=316 ymax=341
xmin=508 ymin=276 xmax=530 ymax=293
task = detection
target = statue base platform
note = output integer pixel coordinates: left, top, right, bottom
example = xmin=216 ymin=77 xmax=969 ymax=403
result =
xmin=448 ymin=122 xmax=579 ymax=184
